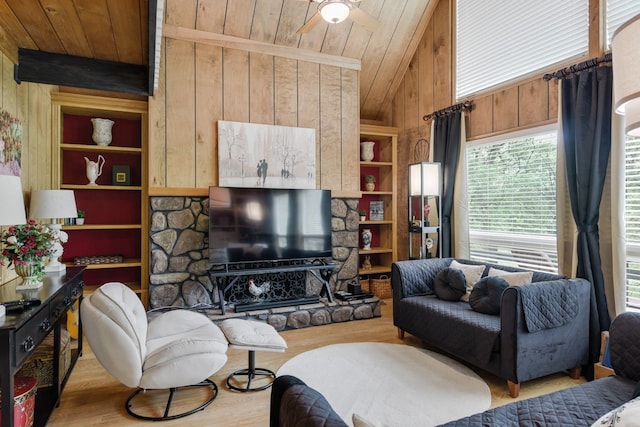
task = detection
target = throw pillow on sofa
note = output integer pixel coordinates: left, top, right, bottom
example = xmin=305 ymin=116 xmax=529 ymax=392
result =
xmin=353 ymin=413 xmax=390 ymax=427
xmin=591 ymin=396 xmax=640 ymax=427
xmin=450 ymin=260 xmax=485 ymax=301
xmin=433 ymin=268 xmax=467 ymax=301
xmin=487 ymin=267 xmax=533 ymax=286
xmin=469 ymin=276 xmax=510 ymax=315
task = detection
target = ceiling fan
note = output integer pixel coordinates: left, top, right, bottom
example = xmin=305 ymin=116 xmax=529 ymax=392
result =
xmin=295 ymin=0 xmax=379 ymax=34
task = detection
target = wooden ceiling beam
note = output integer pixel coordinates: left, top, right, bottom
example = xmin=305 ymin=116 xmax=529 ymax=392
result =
xmin=148 ymin=0 xmax=162 ymax=96
xmin=14 ymin=48 xmax=148 ymax=96
xmin=163 ymin=24 xmax=361 ymax=71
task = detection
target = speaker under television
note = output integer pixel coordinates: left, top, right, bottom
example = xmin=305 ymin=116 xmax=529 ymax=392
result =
xmin=208 ymin=187 xmax=332 ymax=265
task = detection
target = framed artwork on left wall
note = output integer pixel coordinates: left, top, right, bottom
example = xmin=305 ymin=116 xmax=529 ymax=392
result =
xmin=0 ymin=108 xmax=22 ymax=285
xmin=218 ymin=120 xmax=316 ymax=189
xmin=0 ymin=108 xmax=22 ymax=177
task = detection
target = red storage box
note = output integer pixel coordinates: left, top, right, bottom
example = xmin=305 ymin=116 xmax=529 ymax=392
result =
xmin=0 ymin=376 xmax=37 ymax=427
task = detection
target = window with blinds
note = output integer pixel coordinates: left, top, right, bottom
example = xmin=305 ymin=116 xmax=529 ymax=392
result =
xmin=625 ymin=136 xmax=640 ymax=310
xmin=456 ymin=0 xmax=589 ymax=99
xmin=467 ymin=131 xmax=558 ymax=273
xmin=606 ymin=0 xmax=640 ymax=47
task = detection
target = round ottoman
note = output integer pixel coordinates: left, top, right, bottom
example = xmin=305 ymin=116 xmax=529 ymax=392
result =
xmin=220 ymin=319 xmax=287 ymax=392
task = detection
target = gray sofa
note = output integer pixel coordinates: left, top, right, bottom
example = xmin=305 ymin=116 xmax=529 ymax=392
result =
xmin=270 ymin=312 xmax=640 ymax=427
xmin=391 ymin=258 xmax=591 ymax=397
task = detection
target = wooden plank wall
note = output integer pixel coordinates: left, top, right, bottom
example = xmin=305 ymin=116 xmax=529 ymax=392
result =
xmin=392 ymin=0 xmax=454 ymax=260
xmin=390 ymin=0 xmax=593 ymax=260
xmin=148 ymin=0 xmax=360 ymax=197
xmin=392 ymin=0 xmax=578 ymax=142
xmin=0 ymin=50 xmax=54 ymax=285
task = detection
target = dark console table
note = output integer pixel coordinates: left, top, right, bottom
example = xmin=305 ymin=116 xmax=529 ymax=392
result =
xmin=0 ymin=266 xmax=84 ymax=427
xmin=210 ymin=261 xmax=337 ymax=314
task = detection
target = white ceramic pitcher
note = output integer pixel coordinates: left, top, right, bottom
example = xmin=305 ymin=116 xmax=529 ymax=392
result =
xmin=85 ymin=154 xmax=105 ymax=186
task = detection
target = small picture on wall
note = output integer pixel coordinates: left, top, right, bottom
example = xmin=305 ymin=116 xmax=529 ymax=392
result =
xmin=218 ymin=120 xmax=316 ymax=189
xmin=0 ymin=109 xmax=22 ymax=177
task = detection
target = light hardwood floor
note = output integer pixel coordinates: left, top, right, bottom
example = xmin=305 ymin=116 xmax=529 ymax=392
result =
xmin=47 ymin=300 xmax=584 ymax=426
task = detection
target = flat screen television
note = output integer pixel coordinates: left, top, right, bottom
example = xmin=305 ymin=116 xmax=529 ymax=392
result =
xmin=208 ymin=186 xmax=332 ymax=265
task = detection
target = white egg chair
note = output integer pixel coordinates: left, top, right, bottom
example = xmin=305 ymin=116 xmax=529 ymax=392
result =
xmin=81 ymin=282 xmax=228 ymax=421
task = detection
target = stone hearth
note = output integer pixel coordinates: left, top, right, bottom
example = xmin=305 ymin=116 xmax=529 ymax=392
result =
xmin=205 ymin=297 xmax=382 ymax=331
xmin=148 ymin=196 xmax=377 ymax=328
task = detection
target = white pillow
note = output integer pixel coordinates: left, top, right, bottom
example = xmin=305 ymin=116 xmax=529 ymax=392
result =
xmin=591 ymin=397 xmax=640 ymax=427
xmin=488 ymin=267 xmax=533 ymax=286
xmin=353 ymin=413 xmax=389 ymax=427
xmin=449 ymin=260 xmax=485 ymax=302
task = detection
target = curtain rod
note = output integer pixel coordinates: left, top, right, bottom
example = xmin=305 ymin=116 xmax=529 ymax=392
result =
xmin=423 ymin=100 xmax=473 ymax=121
xmin=543 ymin=52 xmax=612 ymax=81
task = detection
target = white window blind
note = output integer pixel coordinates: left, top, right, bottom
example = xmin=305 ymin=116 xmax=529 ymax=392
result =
xmin=606 ymin=0 xmax=640 ymax=47
xmin=467 ymin=131 xmax=558 ymax=273
xmin=624 ymin=136 xmax=640 ymax=310
xmin=456 ymin=0 xmax=589 ymax=99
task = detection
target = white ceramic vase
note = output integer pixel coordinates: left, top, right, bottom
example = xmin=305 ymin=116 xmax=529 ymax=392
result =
xmin=362 ymin=228 xmax=372 ymax=250
xmin=360 ymin=141 xmax=375 ymax=161
xmin=91 ymin=118 xmax=114 ymax=146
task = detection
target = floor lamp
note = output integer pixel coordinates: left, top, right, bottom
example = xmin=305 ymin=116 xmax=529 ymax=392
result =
xmin=29 ymin=189 xmax=78 ymax=272
xmin=408 ymin=162 xmax=442 ymax=259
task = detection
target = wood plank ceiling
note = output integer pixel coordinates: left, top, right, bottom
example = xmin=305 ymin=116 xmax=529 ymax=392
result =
xmin=0 ymin=0 xmax=437 ymax=121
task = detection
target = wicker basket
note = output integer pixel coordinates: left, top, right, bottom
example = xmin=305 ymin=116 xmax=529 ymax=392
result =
xmin=18 ymin=329 xmax=71 ymax=388
xmin=369 ymin=275 xmax=392 ymax=299
xmin=359 ymin=276 xmax=371 ymax=293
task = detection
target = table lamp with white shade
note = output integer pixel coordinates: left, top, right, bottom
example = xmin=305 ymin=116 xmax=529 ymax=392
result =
xmin=612 ymin=14 xmax=640 ymax=135
xmin=0 ymin=175 xmax=27 ymax=315
xmin=29 ymin=189 xmax=78 ymax=272
xmin=0 ymin=175 xmax=27 ymax=226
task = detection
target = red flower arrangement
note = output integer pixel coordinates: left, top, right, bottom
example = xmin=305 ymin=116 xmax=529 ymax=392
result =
xmin=1 ymin=220 xmax=55 ymax=279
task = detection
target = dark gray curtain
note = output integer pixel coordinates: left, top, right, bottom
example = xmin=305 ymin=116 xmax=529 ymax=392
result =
xmin=432 ymin=112 xmax=461 ymax=258
xmin=560 ymin=66 xmax=612 ymax=379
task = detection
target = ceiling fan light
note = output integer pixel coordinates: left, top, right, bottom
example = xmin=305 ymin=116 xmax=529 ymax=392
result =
xmin=319 ymin=1 xmax=350 ymax=24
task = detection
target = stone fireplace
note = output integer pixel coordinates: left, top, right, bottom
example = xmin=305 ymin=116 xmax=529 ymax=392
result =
xmin=148 ymin=196 xmax=381 ymax=329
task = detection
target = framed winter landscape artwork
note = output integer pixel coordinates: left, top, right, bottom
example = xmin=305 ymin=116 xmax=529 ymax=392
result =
xmin=218 ymin=120 xmax=316 ymax=189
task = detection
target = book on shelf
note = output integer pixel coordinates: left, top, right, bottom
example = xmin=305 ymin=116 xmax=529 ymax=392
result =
xmin=369 ymin=201 xmax=384 ymax=221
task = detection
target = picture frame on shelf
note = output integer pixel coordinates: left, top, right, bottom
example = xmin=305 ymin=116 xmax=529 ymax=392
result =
xmin=112 ymin=165 xmax=131 ymax=185
xmin=369 ymin=201 xmax=384 ymax=221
